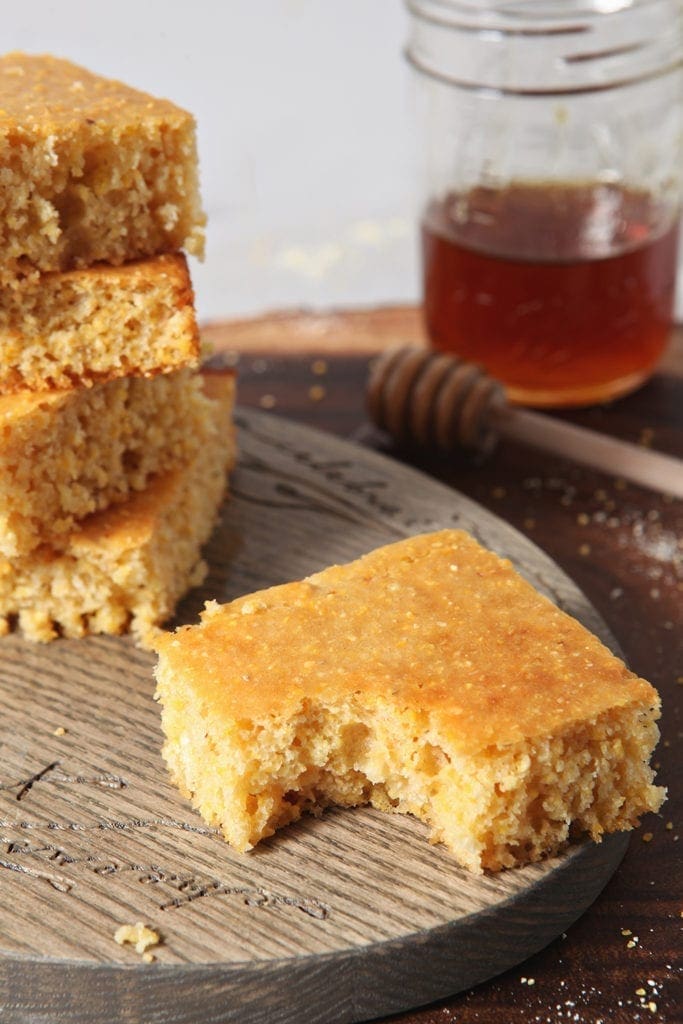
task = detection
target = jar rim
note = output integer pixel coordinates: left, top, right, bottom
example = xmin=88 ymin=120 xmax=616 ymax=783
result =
xmin=407 ymin=0 xmax=672 ymax=35
xmin=405 ymin=0 xmax=683 ymax=96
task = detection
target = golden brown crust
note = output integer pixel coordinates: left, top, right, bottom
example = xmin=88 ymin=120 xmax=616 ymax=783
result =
xmin=0 ymin=52 xmax=188 ymax=136
xmin=154 ymin=530 xmax=658 ymax=753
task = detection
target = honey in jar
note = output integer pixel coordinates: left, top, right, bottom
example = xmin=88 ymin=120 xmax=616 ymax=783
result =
xmin=406 ymin=0 xmax=683 ymax=408
xmin=422 ymin=183 xmax=680 ymax=407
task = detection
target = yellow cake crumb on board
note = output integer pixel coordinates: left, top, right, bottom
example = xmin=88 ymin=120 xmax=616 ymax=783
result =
xmin=114 ymin=922 xmax=161 ymax=956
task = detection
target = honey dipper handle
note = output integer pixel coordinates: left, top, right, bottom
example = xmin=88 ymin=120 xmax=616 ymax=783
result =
xmin=366 ymin=346 xmax=683 ymax=499
xmin=496 ymin=406 xmax=683 ymax=500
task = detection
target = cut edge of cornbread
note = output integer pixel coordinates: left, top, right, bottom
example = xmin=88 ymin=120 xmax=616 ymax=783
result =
xmin=0 ymin=52 xmax=205 ymax=278
xmin=0 ymin=371 xmax=235 ymax=644
xmin=156 ymin=670 xmax=662 ymax=872
xmin=0 ymin=253 xmax=199 ymax=392
xmin=153 ymin=530 xmax=665 ymax=873
xmin=0 ymin=368 xmax=216 ymax=558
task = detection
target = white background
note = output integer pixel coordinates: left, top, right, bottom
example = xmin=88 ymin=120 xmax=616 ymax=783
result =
xmin=6 ymin=0 xmax=418 ymax=322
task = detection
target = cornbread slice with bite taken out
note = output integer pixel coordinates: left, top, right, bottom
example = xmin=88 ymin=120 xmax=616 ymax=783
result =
xmin=153 ymin=530 xmax=664 ymax=873
xmin=0 ymin=52 xmax=205 ymax=281
xmin=0 ymin=371 xmax=235 ymax=644
xmin=0 ymin=253 xmax=199 ymax=392
xmin=0 ymin=368 xmax=217 ymax=558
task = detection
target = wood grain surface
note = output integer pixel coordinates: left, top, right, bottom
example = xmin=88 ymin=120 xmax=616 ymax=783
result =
xmin=0 ymin=409 xmax=637 ymax=1024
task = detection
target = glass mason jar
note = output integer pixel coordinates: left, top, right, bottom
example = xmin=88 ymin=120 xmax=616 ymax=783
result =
xmin=406 ymin=0 xmax=683 ymax=407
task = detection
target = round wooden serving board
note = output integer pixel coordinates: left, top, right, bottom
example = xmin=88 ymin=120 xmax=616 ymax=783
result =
xmin=0 ymin=410 xmax=629 ymax=1024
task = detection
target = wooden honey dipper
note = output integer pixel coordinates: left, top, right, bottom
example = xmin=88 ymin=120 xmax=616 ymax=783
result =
xmin=367 ymin=346 xmax=683 ymax=499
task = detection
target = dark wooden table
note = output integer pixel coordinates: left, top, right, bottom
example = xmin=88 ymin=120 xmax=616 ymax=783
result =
xmin=207 ymin=308 xmax=682 ymax=1024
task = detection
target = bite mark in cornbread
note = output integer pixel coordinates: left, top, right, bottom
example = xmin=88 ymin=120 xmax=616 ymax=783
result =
xmin=0 ymin=372 xmax=235 ymax=643
xmin=0 ymin=52 xmax=205 ymax=280
xmin=0 ymin=253 xmax=199 ymax=392
xmin=153 ymin=531 xmax=664 ymax=872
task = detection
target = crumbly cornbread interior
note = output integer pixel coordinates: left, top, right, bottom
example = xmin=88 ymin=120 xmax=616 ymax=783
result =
xmin=0 ymin=369 xmax=216 ymax=557
xmin=0 ymin=52 xmax=205 ymax=279
xmin=0 ymin=253 xmax=198 ymax=391
xmin=154 ymin=530 xmax=664 ymax=872
xmin=0 ymin=372 xmax=235 ymax=644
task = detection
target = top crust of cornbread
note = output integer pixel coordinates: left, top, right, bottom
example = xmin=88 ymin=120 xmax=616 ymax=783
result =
xmin=0 ymin=52 xmax=188 ymax=134
xmin=0 ymin=52 xmax=205 ymax=274
xmin=154 ymin=530 xmax=658 ymax=754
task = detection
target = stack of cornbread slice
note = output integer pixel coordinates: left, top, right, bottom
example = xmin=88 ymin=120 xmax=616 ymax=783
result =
xmin=0 ymin=52 xmax=235 ymax=643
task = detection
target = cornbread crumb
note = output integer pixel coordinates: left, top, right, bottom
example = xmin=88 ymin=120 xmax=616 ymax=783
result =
xmin=154 ymin=529 xmax=664 ymax=872
xmin=0 ymin=253 xmax=199 ymax=392
xmin=114 ymin=922 xmax=160 ymax=955
xmin=0 ymin=368 xmax=215 ymax=557
xmin=53 ymin=726 xmax=67 ymax=736
xmin=0 ymin=53 xmax=205 ymax=279
xmin=0 ymin=372 xmax=235 ymax=643
xmin=142 ymin=951 xmax=156 ymax=964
